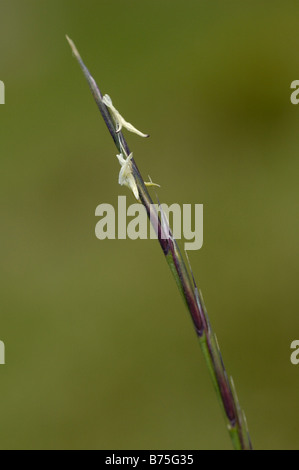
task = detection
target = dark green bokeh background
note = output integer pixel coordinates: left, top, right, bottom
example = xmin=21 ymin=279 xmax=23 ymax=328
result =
xmin=1 ymin=0 xmax=299 ymax=450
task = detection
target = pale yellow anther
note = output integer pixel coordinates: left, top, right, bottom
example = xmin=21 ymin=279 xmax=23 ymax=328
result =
xmin=144 ymin=181 xmax=160 ymax=188
xmin=102 ymin=94 xmax=149 ymax=138
xmin=116 ymin=152 xmax=139 ymax=200
xmin=144 ymin=175 xmax=160 ymax=188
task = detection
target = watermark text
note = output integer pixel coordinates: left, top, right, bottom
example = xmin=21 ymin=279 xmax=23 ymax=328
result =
xmin=0 ymin=341 xmax=5 ymax=365
xmin=290 ymin=340 xmax=299 ymax=365
xmin=95 ymin=196 xmax=203 ymax=251
xmin=290 ymin=80 xmax=299 ymax=104
xmin=0 ymin=80 xmax=5 ymax=104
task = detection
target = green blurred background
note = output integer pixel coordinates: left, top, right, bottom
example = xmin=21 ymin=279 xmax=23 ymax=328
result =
xmin=1 ymin=0 xmax=299 ymax=450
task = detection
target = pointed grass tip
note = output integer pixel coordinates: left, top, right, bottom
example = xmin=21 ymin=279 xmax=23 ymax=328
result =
xmin=66 ymin=35 xmax=81 ymax=61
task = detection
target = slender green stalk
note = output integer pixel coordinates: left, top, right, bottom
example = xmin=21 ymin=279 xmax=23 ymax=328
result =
xmin=66 ymin=36 xmax=252 ymax=450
